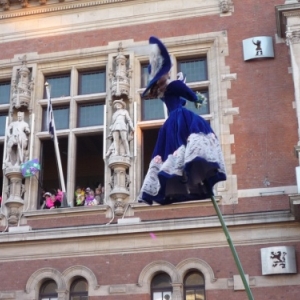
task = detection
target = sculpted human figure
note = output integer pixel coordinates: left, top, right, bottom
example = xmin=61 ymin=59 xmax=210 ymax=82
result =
xmin=5 ymin=111 xmax=30 ymax=166
xmin=107 ymin=99 xmax=134 ymax=157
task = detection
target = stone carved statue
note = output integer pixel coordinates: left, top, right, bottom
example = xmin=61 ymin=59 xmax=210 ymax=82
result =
xmin=10 ymin=55 xmax=34 ymax=111
xmin=106 ymin=99 xmax=134 ymax=157
xmin=5 ymin=111 xmax=30 ymax=166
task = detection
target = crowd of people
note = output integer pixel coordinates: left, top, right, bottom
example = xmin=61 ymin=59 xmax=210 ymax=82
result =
xmin=74 ymin=185 xmax=104 ymax=207
xmin=40 ymin=184 xmax=105 ymax=209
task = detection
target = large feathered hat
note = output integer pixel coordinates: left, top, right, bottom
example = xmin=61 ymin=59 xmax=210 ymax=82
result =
xmin=142 ymin=36 xmax=172 ymax=97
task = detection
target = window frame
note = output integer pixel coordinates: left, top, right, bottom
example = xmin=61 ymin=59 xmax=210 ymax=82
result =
xmin=183 ymin=270 xmax=206 ymax=300
xmin=151 ymin=272 xmax=173 ymax=300
xmin=69 ymin=277 xmax=88 ymax=300
xmin=39 ymin=279 xmax=58 ymax=300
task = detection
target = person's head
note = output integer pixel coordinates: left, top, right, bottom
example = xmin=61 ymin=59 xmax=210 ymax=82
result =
xmin=113 ymin=99 xmax=126 ymax=110
xmin=17 ymin=111 xmax=24 ymax=121
xmin=95 ymin=188 xmax=101 ymax=195
xmin=164 ymin=295 xmax=170 ymax=300
xmin=44 ymin=192 xmax=51 ymax=199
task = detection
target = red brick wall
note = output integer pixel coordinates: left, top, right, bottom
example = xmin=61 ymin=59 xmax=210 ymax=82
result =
xmin=0 ymin=242 xmax=299 ymax=297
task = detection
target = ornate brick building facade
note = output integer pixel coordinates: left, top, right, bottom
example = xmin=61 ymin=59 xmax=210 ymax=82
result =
xmin=0 ymin=0 xmax=300 ymax=299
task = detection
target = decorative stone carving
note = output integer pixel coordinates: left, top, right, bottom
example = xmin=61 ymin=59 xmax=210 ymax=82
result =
xmin=5 ymin=111 xmax=30 ymax=167
xmin=106 ymin=99 xmax=134 ymax=158
xmin=106 ymin=43 xmax=134 ymax=216
xmin=219 ymin=0 xmax=233 ymax=13
xmin=0 ymin=0 xmax=10 ymax=10
xmin=11 ymin=55 xmax=34 ymax=111
xmin=286 ymin=30 xmax=300 ymax=45
xmin=109 ymin=43 xmax=132 ymax=100
xmin=4 ymin=168 xmax=24 ymax=225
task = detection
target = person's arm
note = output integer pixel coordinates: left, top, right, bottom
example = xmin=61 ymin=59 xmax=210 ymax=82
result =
xmin=125 ymin=111 xmax=134 ymax=131
xmin=167 ymin=80 xmax=198 ymax=102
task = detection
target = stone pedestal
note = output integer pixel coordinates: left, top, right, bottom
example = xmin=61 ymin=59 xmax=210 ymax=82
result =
xmin=108 ymin=156 xmax=131 ymax=216
xmin=4 ymin=166 xmax=24 ymax=225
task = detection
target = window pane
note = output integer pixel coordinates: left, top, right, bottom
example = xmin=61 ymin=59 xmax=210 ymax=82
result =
xmin=185 ymin=272 xmax=204 ymax=285
xmin=42 ymin=281 xmax=57 ymax=293
xmin=43 ymin=106 xmax=69 ymax=131
xmin=0 ymin=81 xmax=10 ymax=104
xmin=184 ymin=90 xmax=209 ymax=115
xmin=186 ymin=289 xmax=204 ymax=300
xmin=142 ymin=98 xmax=165 ymax=121
xmin=40 ymin=138 xmax=68 ymax=199
xmin=141 ymin=64 xmax=149 ymax=88
xmin=79 ymin=70 xmax=106 ymax=94
xmin=178 ymin=58 xmax=207 ymax=82
xmin=163 ymin=292 xmax=172 ymax=299
xmin=71 ymin=279 xmax=88 ymax=292
xmin=142 ymin=128 xmax=159 ymax=179
xmin=152 ymin=273 xmax=172 ymax=288
xmin=78 ymin=103 xmax=104 ymax=127
xmin=44 ymin=74 xmax=70 ymax=98
xmin=153 ymin=292 xmax=163 ymax=300
xmin=0 ymin=114 xmax=7 ymax=136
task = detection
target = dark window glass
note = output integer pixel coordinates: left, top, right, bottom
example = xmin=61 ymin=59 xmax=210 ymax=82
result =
xmin=142 ymin=128 xmax=159 ymax=178
xmin=77 ymin=103 xmax=104 ymax=127
xmin=42 ymin=106 xmax=69 ymax=131
xmin=44 ymin=74 xmax=70 ymax=98
xmin=0 ymin=81 xmax=11 ymax=104
xmin=0 ymin=113 xmax=7 ymax=136
xmin=142 ymin=97 xmax=165 ymax=121
xmin=70 ymin=278 xmax=88 ymax=300
xmin=75 ymin=134 xmax=104 ymax=206
xmin=39 ymin=280 xmax=58 ymax=300
xmin=151 ymin=273 xmax=172 ymax=300
xmin=183 ymin=90 xmax=209 ymax=115
xmin=141 ymin=64 xmax=149 ymax=88
xmin=184 ymin=271 xmax=205 ymax=300
xmin=39 ymin=137 xmax=68 ymax=205
xmin=78 ymin=70 xmax=106 ymax=95
xmin=178 ymin=58 xmax=207 ymax=83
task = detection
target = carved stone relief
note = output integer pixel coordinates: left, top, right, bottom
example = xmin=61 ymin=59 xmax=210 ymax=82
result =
xmin=2 ymin=56 xmax=33 ymax=227
xmin=107 ymin=43 xmax=134 ymax=216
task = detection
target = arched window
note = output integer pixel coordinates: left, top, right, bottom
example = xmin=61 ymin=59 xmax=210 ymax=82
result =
xmin=39 ymin=279 xmax=58 ymax=300
xmin=184 ymin=270 xmax=205 ymax=300
xmin=151 ymin=272 xmax=172 ymax=300
xmin=69 ymin=277 xmax=88 ymax=300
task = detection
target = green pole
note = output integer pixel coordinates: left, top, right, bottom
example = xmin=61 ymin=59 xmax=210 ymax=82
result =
xmin=211 ymin=195 xmax=254 ymax=300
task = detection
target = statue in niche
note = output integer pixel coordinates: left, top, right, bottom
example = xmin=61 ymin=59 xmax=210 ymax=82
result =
xmin=106 ymin=99 xmax=134 ymax=157
xmin=5 ymin=111 xmax=30 ymax=166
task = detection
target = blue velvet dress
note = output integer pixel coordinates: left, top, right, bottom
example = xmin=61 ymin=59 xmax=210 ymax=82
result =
xmin=138 ymin=80 xmax=226 ymax=205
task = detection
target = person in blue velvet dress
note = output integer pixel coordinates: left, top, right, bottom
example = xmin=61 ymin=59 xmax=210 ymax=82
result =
xmin=138 ymin=37 xmax=226 ymax=205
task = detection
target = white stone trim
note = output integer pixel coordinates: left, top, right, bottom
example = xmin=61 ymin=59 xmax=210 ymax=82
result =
xmin=176 ymin=258 xmax=217 ymax=284
xmin=62 ymin=265 xmax=100 ymax=291
xmin=137 ymin=260 xmax=180 ymax=287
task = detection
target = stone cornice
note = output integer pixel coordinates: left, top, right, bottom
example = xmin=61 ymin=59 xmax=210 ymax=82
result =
xmin=0 ymin=210 xmax=294 ymax=243
xmin=0 ymin=0 xmax=130 ymax=19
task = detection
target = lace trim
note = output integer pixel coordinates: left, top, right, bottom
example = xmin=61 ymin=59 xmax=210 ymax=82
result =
xmin=139 ymin=132 xmax=226 ymax=197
